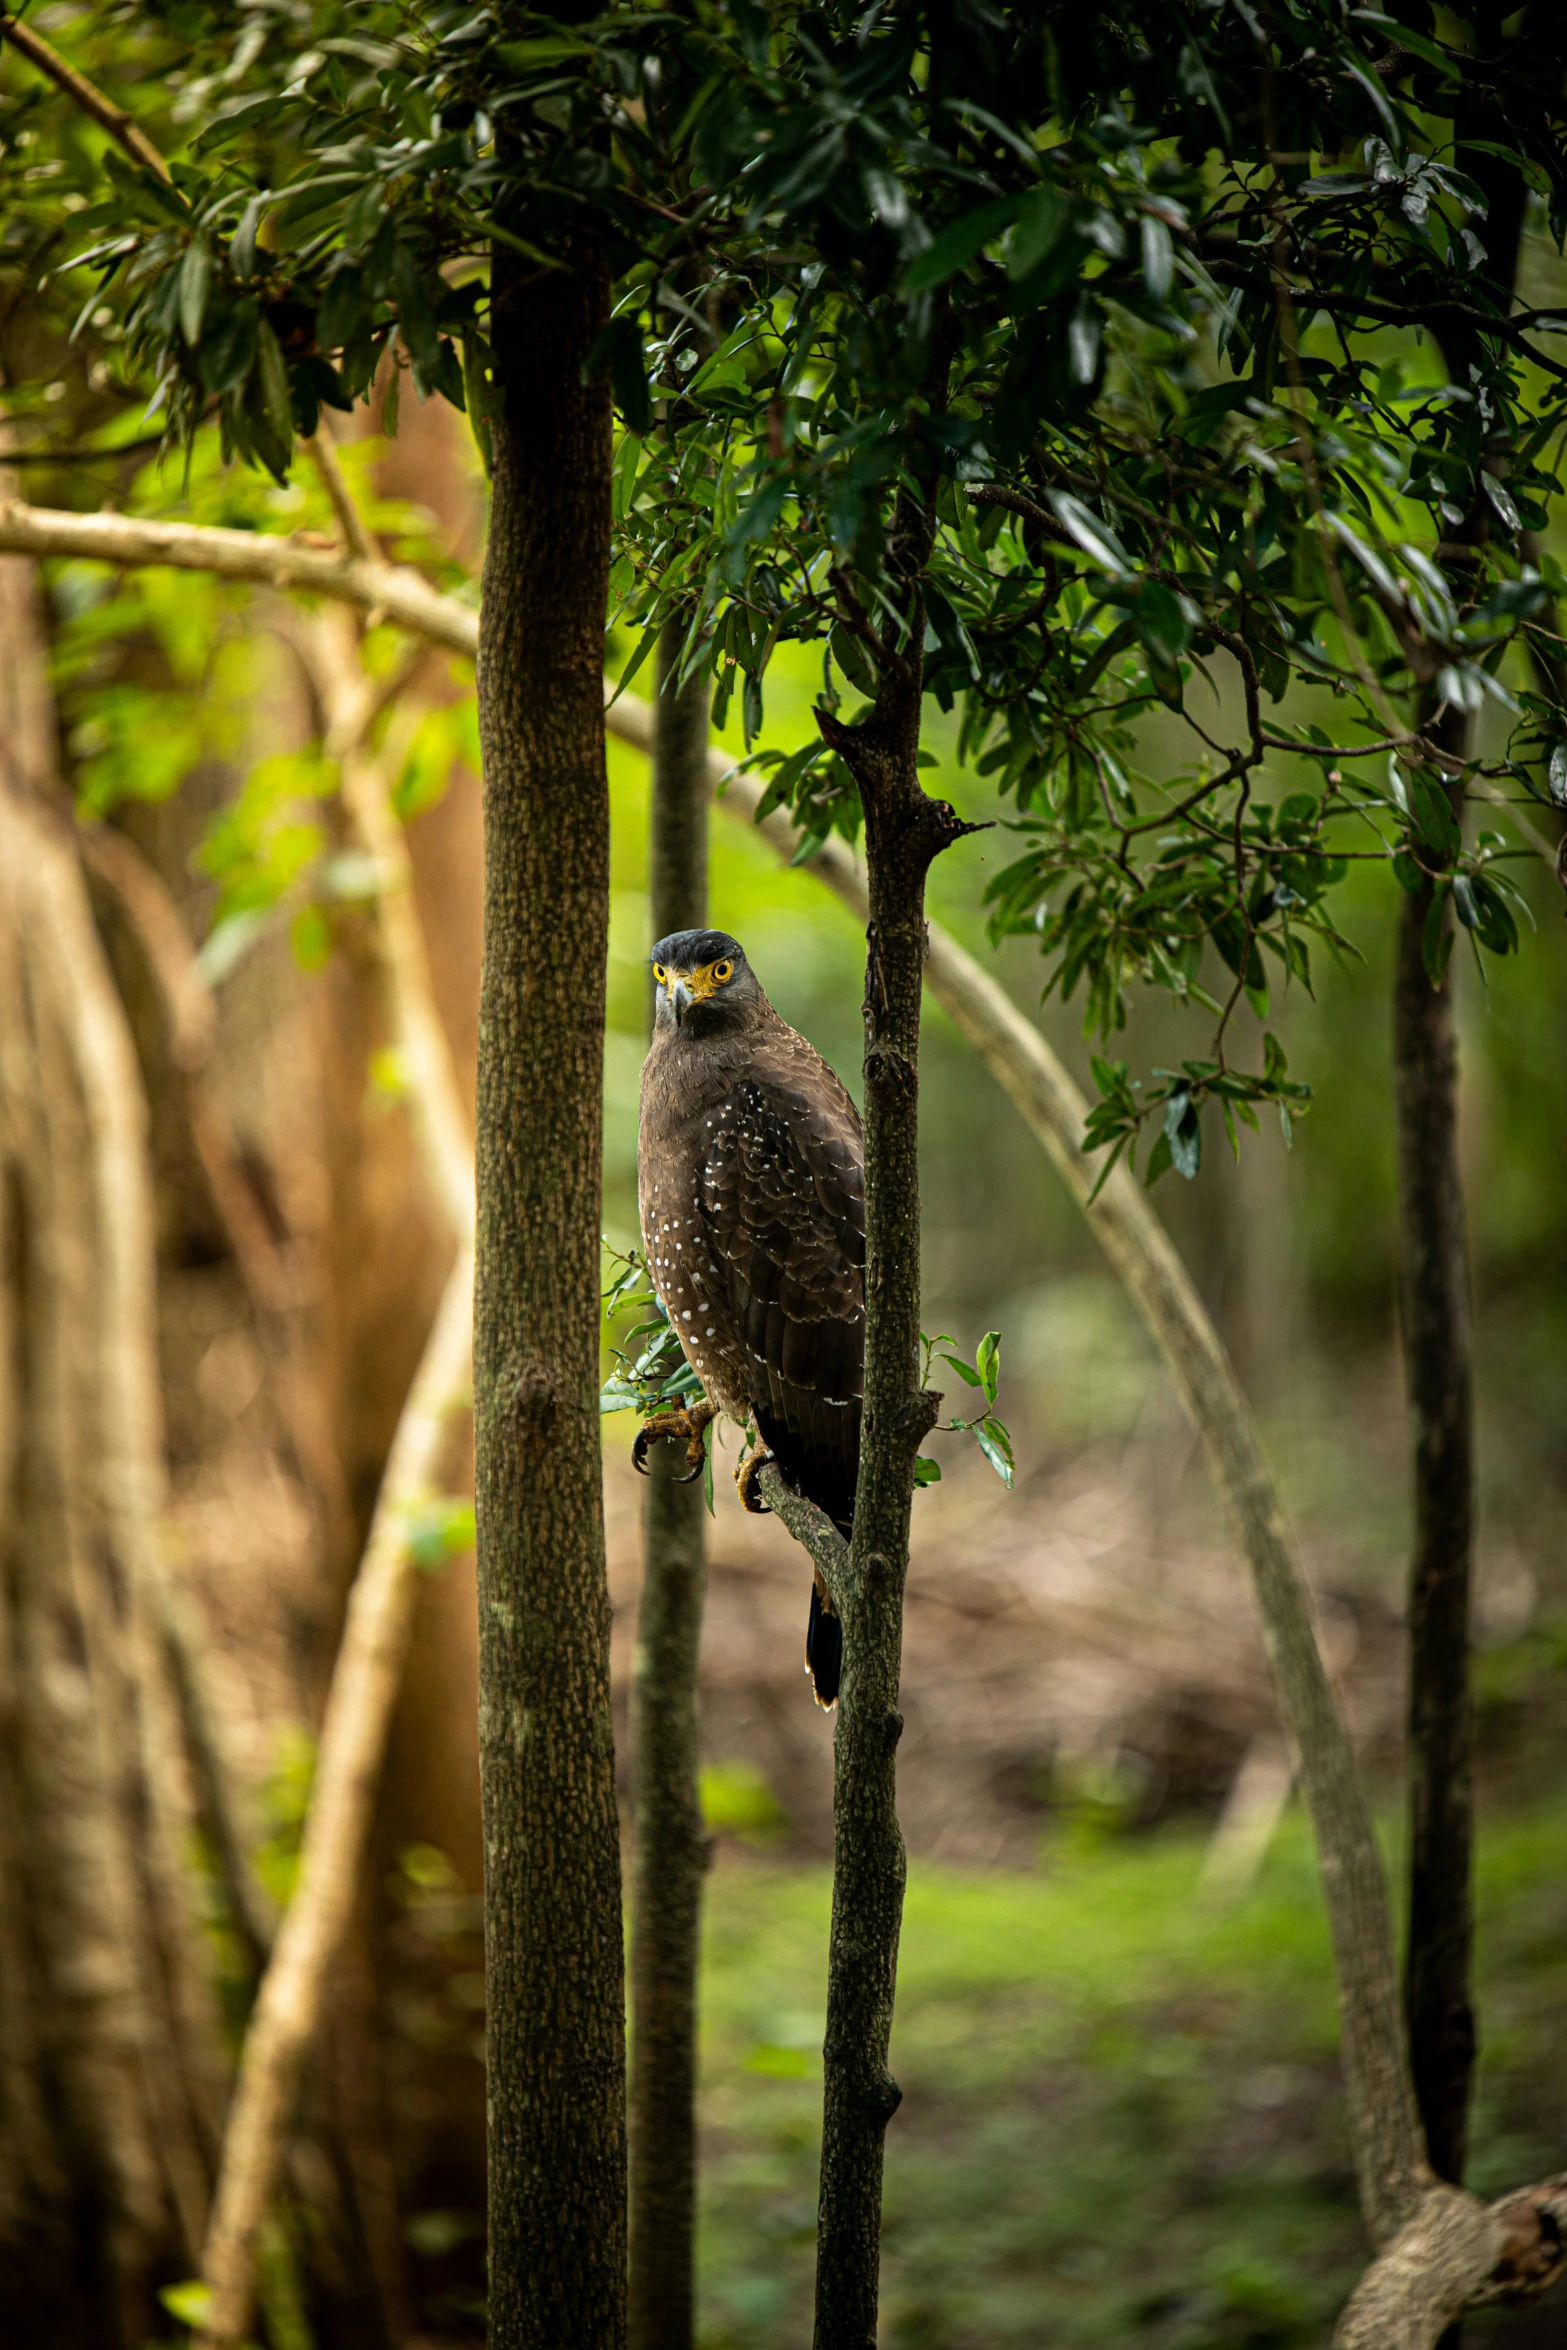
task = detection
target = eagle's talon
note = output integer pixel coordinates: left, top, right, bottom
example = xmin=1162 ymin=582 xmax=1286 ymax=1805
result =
xmin=735 ymin=1445 xmax=776 ymax=1517
xmin=633 ymin=1398 xmax=718 ymax=1480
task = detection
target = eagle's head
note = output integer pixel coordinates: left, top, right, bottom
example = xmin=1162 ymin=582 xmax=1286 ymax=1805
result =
xmin=651 ymin=928 xmax=762 ymax=1037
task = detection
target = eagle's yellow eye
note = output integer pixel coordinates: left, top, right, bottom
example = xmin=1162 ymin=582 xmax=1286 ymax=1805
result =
xmin=713 ymin=959 xmax=733 ymax=982
xmin=653 ymin=963 xmax=667 ymax=984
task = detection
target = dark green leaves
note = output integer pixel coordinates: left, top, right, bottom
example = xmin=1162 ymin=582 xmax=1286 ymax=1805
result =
xmin=902 ymin=196 xmax=1020 ymax=291
xmin=177 ymin=239 xmax=211 ymax=347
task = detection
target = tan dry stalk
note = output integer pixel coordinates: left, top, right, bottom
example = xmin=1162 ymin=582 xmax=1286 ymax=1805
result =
xmin=0 ymin=499 xmax=478 ymax=652
xmin=196 ymin=600 xmax=475 ymax=2341
xmin=194 ymin=1242 xmax=473 ymax=2348
xmin=306 ymin=606 xmax=475 ymax=1239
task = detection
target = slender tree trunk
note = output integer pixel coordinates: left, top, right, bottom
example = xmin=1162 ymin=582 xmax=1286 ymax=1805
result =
xmin=1396 ymin=106 xmax=1529 ymax=2200
xmin=1395 ymin=721 xmax=1476 ymax=2194
xmin=628 ymin=628 xmax=712 ymax=2350
xmin=811 ymin=647 xmax=965 ymax=2350
xmin=474 ymin=231 xmax=626 ymax=2350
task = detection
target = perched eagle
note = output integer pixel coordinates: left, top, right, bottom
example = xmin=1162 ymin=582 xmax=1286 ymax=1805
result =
xmin=636 ymin=928 xmax=864 ymax=1706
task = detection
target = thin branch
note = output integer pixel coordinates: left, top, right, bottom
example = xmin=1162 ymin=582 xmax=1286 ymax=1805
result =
xmin=286 ymin=606 xmax=475 ymax=1238
xmin=305 ymin=426 xmax=377 ymax=567
xmin=963 ymin=482 xmax=1073 ymax=544
xmin=0 ymin=11 xmax=174 ymax=183
xmin=754 ymin=1460 xmax=850 ymax=1610
xmin=0 ymin=500 xmax=479 ymax=656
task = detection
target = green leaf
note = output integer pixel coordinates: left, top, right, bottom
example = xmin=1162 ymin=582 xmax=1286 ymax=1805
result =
xmin=1481 ymin=472 xmax=1521 ymax=534
xmin=254 ymin=319 xmax=294 ymax=463
xmin=829 ymin=621 xmax=877 ymax=696
xmin=462 ymin=327 xmax=492 ymax=475
xmin=973 ymin=1417 xmax=1014 ymax=1488
xmin=159 ymin=2281 xmax=213 ymax=2328
xmin=1454 ymin=873 xmax=1519 ymax=956
xmin=902 ymin=196 xmax=1020 ymax=292
xmin=936 ymin=1353 xmax=983 ymax=1388
xmin=913 ymin=1456 xmax=942 ymax=1487
xmin=1008 ymin=185 xmax=1070 ymax=280
xmin=1048 ymin=490 xmax=1130 ymax=577
xmin=178 ymin=239 xmax=211 ymax=347
xmin=1421 ymin=884 xmax=1454 ymax=985
xmin=497 ymin=36 xmax=594 ymax=66
xmin=231 ymin=193 xmax=268 ymax=280
xmin=405 ymin=1498 xmax=476 ymax=1572
xmin=1409 ymin=771 xmax=1461 ymax=862
xmin=976 ymin=1329 xmax=1001 ymax=1405
xmin=1162 ymin=1090 xmax=1201 ymax=1180
xmin=1134 ymin=579 xmax=1190 ymax=667
xmin=1139 ymin=213 xmax=1173 ymax=300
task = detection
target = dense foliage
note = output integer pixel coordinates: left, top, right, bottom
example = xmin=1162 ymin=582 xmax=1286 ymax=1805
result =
xmin=5 ymin=3 xmax=1566 ymax=1194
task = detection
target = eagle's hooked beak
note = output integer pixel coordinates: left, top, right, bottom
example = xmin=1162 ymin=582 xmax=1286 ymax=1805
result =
xmin=664 ymin=963 xmax=720 ymax=1028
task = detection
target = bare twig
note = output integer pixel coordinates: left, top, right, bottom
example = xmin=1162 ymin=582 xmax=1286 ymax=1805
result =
xmin=195 ymin=615 xmax=475 ymax=2344
xmin=291 ymin=605 xmax=475 ymax=1238
xmin=0 ymin=11 xmax=174 ymax=183
xmin=305 ymin=427 xmax=376 ymax=566
xmin=0 ymin=501 xmax=478 ymax=655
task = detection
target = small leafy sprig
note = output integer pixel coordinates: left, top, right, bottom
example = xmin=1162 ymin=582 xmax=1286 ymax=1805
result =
xmin=599 ymin=1244 xmax=703 ymax=1420
xmin=1081 ymin=1036 xmax=1313 ymax=1200
xmin=918 ymin=1330 xmax=1015 ymax=1491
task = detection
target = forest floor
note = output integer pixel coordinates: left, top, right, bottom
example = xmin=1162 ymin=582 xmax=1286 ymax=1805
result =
xmin=691 ymin=1803 xmax=1567 ymax=2350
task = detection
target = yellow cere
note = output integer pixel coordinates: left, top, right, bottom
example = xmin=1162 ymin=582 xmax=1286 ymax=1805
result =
xmin=663 ymin=960 xmax=731 ymax=1001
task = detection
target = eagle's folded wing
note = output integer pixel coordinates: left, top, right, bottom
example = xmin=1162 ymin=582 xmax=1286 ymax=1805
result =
xmin=697 ymin=1073 xmax=864 ymax=1527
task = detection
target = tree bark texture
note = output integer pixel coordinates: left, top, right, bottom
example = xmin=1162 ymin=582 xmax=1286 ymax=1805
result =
xmin=811 ymin=653 xmax=962 ymax=2350
xmin=474 ymin=233 xmax=626 ymax=2350
xmin=1394 ymin=717 xmax=1475 ymax=2189
xmin=0 ymin=552 xmax=228 ymax=2346
xmin=628 ymin=626 xmax=713 ymax=2350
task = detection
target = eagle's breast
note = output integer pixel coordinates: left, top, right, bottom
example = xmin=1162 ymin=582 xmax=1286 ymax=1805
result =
xmin=638 ymin=1008 xmax=866 ymax=1527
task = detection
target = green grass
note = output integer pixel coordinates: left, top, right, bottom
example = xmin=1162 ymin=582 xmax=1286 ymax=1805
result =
xmin=692 ymin=1803 xmax=1567 ymax=2347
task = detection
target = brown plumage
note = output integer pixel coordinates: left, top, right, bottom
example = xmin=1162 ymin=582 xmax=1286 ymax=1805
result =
xmin=637 ymin=928 xmax=863 ymax=1703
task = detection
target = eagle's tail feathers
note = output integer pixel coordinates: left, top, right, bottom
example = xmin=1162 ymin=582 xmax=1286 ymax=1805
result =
xmin=806 ymin=1575 xmax=842 ymax=1710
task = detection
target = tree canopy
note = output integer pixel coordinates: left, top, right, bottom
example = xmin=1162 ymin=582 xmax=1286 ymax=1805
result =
xmin=12 ymin=0 xmax=1565 ymax=1186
